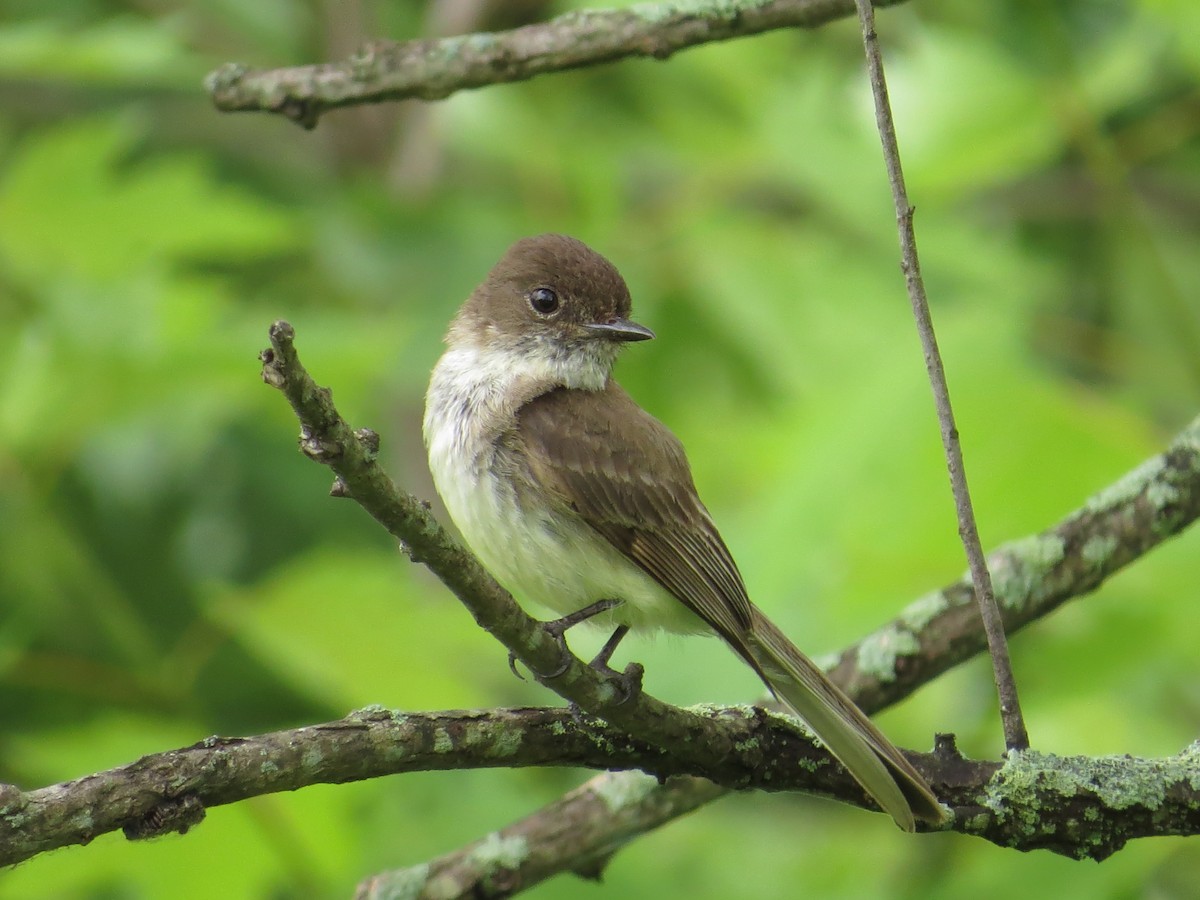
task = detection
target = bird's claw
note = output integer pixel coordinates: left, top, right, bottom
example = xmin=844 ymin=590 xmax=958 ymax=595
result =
xmin=601 ymin=661 xmax=644 ymax=705
xmin=505 ymin=600 xmax=622 ymax=683
xmin=565 ymin=662 xmax=644 ymax=723
xmin=507 ymin=650 xmax=526 ymax=681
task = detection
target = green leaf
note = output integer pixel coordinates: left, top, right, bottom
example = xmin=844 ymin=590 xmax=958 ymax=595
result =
xmin=0 ymin=116 xmax=295 ymax=283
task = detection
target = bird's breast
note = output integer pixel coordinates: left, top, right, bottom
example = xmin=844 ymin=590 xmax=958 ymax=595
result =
xmin=423 ymin=349 xmax=705 ymax=635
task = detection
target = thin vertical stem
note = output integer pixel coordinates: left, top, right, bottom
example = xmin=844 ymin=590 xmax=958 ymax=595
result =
xmin=851 ymin=0 xmax=1029 ymax=751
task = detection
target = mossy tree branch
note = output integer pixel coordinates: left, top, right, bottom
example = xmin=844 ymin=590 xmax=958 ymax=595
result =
xmin=359 ymin=741 xmax=1200 ymax=899
xmin=0 ymin=704 xmax=939 ymax=868
xmin=828 ymin=412 xmax=1200 ymax=711
xmin=4 ymin=703 xmax=1199 ymax=871
xmin=359 ymin=405 xmax=1200 ymax=896
xmin=204 ymin=0 xmax=908 ymax=128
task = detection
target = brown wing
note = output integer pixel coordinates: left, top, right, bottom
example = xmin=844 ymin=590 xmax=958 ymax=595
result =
xmin=515 ymin=382 xmax=753 ymax=649
xmin=518 ymin=385 xmax=946 ymax=830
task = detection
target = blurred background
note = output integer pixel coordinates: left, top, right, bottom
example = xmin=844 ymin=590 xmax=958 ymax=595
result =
xmin=1 ymin=0 xmax=1198 ymax=897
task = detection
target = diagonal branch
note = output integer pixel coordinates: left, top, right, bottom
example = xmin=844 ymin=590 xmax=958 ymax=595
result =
xmin=360 ymin=740 xmax=1200 ymax=898
xmin=361 ymin=413 xmax=1200 ymax=896
xmin=204 ymin=0 xmax=909 ymax=128
xmin=828 ymin=412 xmax=1200 ymax=710
xmin=258 ymin=321 xmax=796 ymax=773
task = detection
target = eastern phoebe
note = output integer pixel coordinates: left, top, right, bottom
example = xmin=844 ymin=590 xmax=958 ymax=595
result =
xmin=424 ymin=234 xmax=945 ymax=830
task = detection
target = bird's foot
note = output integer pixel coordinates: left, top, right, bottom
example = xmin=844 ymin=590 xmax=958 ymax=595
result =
xmin=565 ymin=625 xmax=642 ymax=718
xmin=596 ymin=661 xmax=644 ymax=706
xmin=565 ymin=660 xmax=644 ymax=722
xmin=507 ymin=599 xmax=623 ymax=681
xmin=587 ymin=624 xmax=642 ymax=704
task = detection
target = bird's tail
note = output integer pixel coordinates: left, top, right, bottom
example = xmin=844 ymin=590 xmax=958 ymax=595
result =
xmin=743 ymin=607 xmax=946 ymax=832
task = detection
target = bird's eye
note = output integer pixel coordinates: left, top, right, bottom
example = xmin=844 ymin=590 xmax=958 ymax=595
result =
xmin=528 ymin=287 xmax=560 ymax=315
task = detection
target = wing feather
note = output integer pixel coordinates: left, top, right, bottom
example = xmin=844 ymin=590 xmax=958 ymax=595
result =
xmin=515 ymin=382 xmax=946 ymax=829
xmin=516 ymin=383 xmax=754 ymax=646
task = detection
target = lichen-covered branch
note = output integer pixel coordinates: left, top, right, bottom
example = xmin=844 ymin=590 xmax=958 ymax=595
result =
xmin=357 ymin=772 xmax=731 ymax=900
xmin=960 ymin=745 xmax=1200 ymax=860
xmin=204 ymin=0 xmax=906 ymax=128
xmin=5 ymin=700 xmax=1198 ymax=872
xmin=2 ymin=707 xmax=616 ymax=866
xmin=828 ymin=412 xmax=1200 ymax=712
xmin=0 ymin=704 xmax=914 ymax=867
xmin=356 ymin=412 xmax=1200 ymax=897
xmin=360 ymin=740 xmax=1200 ymax=898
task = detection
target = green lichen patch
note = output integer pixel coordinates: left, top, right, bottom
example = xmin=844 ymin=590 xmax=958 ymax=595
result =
xmin=374 ymin=862 xmax=430 ymax=900
xmin=485 ymin=723 xmax=525 ymax=758
xmin=900 ymin=589 xmax=953 ymax=632
xmin=1080 ymin=534 xmax=1119 ymax=569
xmin=467 ymin=831 xmax=530 ymax=870
xmin=301 ymin=746 xmax=325 ymax=770
xmin=988 ymin=534 xmax=1067 ymax=612
xmin=432 ymin=728 xmax=454 ymax=755
xmin=592 ymin=770 xmax=661 ymax=814
xmin=1084 ymin=456 xmax=1163 ymax=514
xmin=347 ymin=704 xmax=395 ymax=723
xmin=1144 ymin=478 xmax=1181 ymax=511
xmin=988 ymin=748 xmax=1191 ymax=818
xmin=854 ymin=623 xmax=920 ymax=682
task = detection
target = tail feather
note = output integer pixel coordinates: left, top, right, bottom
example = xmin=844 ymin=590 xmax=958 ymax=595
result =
xmin=744 ymin=608 xmax=946 ymax=831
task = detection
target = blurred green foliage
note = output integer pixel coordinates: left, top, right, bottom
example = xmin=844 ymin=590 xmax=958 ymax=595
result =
xmin=0 ymin=0 xmax=1198 ymax=897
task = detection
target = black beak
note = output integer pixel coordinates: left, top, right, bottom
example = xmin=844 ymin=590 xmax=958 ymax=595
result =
xmin=583 ymin=319 xmax=656 ymax=342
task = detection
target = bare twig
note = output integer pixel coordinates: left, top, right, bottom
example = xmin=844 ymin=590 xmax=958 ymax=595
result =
xmin=852 ymin=0 xmax=1029 ymax=750
xmin=204 ymin=0 xmax=908 ymax=128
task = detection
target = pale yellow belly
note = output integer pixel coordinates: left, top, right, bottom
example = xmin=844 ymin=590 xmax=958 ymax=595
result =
xmin=429 ymin=440 xmax=706 ymax=635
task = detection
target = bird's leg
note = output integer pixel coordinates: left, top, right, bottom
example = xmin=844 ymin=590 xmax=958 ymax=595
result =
xmin=590 ymin=624 xmax=629 ymax=673
xmin=508 ymin=600 xmax=642 ymax=711
xmin=508 ymin=598 xmax=622 ymax=680
xmin=588 ymin=624 xmax=643 ymax=705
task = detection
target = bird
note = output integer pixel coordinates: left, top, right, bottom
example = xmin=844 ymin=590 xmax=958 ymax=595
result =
xmin=423 ymin=233 xmax=946 ymax=830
